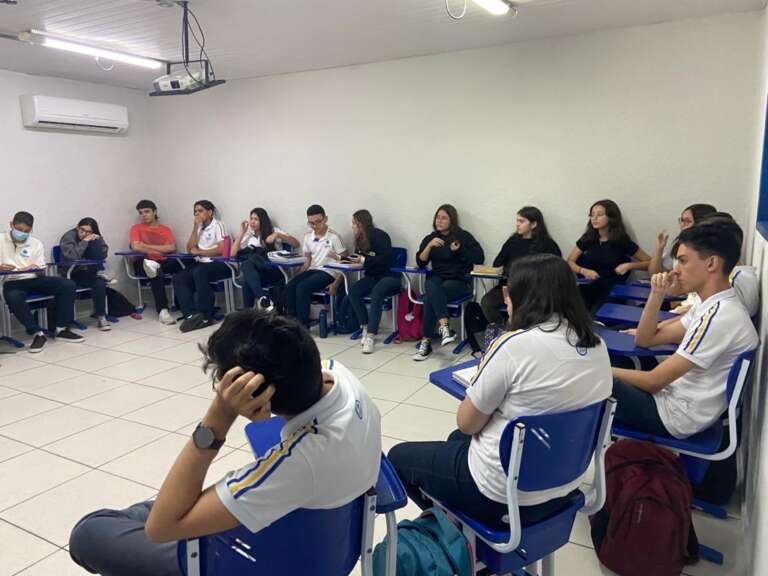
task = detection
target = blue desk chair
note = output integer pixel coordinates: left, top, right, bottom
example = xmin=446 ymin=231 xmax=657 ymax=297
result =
xmin=350 ymin=247 xmax=408 ymax=345
xmin=0 ymin=281 xmax=53 ymax=347
xmin=52 ymin=245 xmax=117 ymax=327
xmin=117 ymin=251 xmax=177 ymax=313
xmin=395 ymin=265 xmax=474 ymax=354
xmin=612 ymin=348 xmax=756 ymax=565
xmin=609 ymin=283 xmax=684 ymax=304
xmin=424 ymin=399 xmax=616 ymax=576
xmin=594 ymin=302 xmax=676 ymax=326
xmin=178 ymin=417 xmax=407 ymax=576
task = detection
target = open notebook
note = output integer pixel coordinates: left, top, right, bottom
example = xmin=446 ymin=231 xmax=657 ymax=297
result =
xmin=452 ymin=366 xmax=478 ymax=388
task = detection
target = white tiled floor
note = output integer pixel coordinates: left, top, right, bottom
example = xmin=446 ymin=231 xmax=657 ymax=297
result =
xmin=0 ymin=311 xmax=744 ymax=575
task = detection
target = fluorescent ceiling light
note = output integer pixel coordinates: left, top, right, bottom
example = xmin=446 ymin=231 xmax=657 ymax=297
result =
xmin=472 ymin=0 xmax=511 ymax=15
xmin=21 ymin=30 xmax=162 ymax=69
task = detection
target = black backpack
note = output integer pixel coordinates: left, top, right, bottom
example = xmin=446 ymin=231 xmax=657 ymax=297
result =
xmin=464 ymin=301 xmax=488 ymax=354
xmin=106 ymin=287 xmax=138 ymax=317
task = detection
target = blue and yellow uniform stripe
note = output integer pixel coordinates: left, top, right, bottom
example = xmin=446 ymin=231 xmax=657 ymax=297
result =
xmin=469 ymin=328 xmax=529 ymax=386
xmin=227 ymin=419 xmax=319 ymax=499
xmin=683 ymin=302 xmax=721 ymax=355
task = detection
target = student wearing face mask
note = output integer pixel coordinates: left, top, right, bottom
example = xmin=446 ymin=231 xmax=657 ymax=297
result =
xmin=1 ymin=211 xmax=84 ymax=353
xmin=59 ymin=217 xmax=111 ymax=331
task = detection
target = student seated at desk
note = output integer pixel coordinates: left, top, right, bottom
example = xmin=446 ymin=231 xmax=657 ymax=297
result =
xmin=286 ymin=204 xmax=347 ymax=328
xmin=648 ymin=203 xmax=717 ymax=276
xmin=389 ymin=254 xmax=611 ymax=526
xmin=413 ymin=204 xmax=484 ymax=361
xmin=480 ymin=206 xmax=561 ymax=324
xmin=69 ymin=310 xmax=382 ymax=576
xmin=345 ymin=209 xmax=399 ymax=354
xmin=611 ymin=219 xmax=758 ymax=439
xmin=59 ymin=217 xmax=110 ymax=331
xmin=173 ymin=200 xmax=230 ymax=333
xmin=566 ymin=199 xmax=651 ymax=311
xmin=130 ymin=199 xmax=181 ymax=325
xmin=1 ymin=211 xmax=84 ymax=352
xmin=231 ymin=207 xmax=299 ymax=310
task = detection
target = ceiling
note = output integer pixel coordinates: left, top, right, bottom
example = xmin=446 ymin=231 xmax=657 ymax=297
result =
xmin=0 ymin=0 xmax=764 ymax=91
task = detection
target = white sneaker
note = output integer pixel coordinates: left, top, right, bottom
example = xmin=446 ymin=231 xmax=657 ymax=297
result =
xmin=258 ymin=296 xmax=274 ymax=312
xmin=97 ymin=317 xmax=111 ymax=332
xmin=142 ymin=259 xmax=161 ymax=279
xmin=439 ymin=324 xmax=457 ymax=346
xmin=159 ymin=308 xmax=176 ymax=325
xmin=359 ymin=328 xmax=368 ymax=347
xmin=361 ymin=334 xmax=375 ymax=354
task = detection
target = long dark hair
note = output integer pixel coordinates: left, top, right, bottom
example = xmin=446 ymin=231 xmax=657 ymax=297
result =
xmin=250 ymin=207 xmax=275 ymax=246
xmin=506 ymin=254 xmax=600 ymax=348
xmin=516 ymin=206 xmax=553 ymax=248
xmin=579 ymin=199 xmax=630 ymax=244
xmin=77 ymin=217 xmax=101 ymax=236
xmin=353 ymin=209 xmax=375 ymax=253
xmin=194 ymin=200 xmax=217 ymax=218
xmin=432 ymin=204 xmax=460 ymax=236
xmin=683 ymin=203 xmax=717 ymax=224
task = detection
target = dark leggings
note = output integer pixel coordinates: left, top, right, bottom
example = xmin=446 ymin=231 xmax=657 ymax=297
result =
xmin=421 ymin=277 xmax=471 ymax=339
xmin=347 ymin=275 xmax=401 ymax=334
xmin=70 ymin=269 xmax=107 ymax=317
xmin=611 ymin=378 xmax=670 ymax=436
xmin=389 ymin=429 xmax=578 ymax=529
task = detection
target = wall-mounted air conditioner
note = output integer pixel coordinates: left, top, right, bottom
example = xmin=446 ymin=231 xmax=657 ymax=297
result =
xmin=20 ymin=94 xmax=129 ymax=134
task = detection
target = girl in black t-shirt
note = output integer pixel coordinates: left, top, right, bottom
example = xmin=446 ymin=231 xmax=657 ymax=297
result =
xmin=566 ymin=199 xmax=650 ymax=311
xmin=480 ymin=206 xmax=561 ymax=323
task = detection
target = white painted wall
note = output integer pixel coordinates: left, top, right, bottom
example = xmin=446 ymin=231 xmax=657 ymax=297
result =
xmin=0 ymin=69 xmax=149 ymax=280
xmin=145 ymin=12 xmax=764 ymax=265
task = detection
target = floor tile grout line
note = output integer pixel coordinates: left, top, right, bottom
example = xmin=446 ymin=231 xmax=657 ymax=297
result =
xmin=1 ymin=516 xmax=64 ymax=558
xmin=9 ymin=546 xmax=64 ymax=576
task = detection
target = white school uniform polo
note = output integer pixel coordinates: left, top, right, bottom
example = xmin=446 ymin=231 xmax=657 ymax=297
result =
xmin=216 ymin=359 xmax=382 ymax=533
xmin=466 ymin=320 xmax=612 ymax=506
xmin=240 ymin=227 xmax=285 ymax=251
xmin=196 ymin=219 xmax=226 ymax=263
xmin=0 ymin=232 xmax=46 ymax=281
xmin=687 ymin=266 xmax=760 ymax=318
xmin=654 ymin=288 xmax=758 ymax=439
xmin=302 ymin=229 xmax=346 ymax=277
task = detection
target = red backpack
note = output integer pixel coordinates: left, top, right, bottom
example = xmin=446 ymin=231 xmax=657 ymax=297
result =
xmin=590 ymin=439 xmax=699 ymax=576
xmin=396 ymin=290 xmax=423 ymax=341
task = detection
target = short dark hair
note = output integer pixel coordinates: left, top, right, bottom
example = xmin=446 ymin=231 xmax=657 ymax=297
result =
xmin=506 ymin=253 xmax=600 ymax=348
xmin=136 ymin=200 xmax=157 ymax=212
xmin=307 ymin=204 xmax=325 ymax=217
xmin=677 ymin=220 xmax=742 ymax=276
xmin=201 ymin=310 xmax=324 ymax=416
xmin=12 ymin=211 xmax=34 ymax=227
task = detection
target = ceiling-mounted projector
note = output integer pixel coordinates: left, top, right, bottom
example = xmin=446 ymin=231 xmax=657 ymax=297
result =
xmin=153 ymin=69 xmax=205 ymax=93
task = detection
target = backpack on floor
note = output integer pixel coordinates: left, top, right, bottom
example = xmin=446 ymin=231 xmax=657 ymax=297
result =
xmin=372 ymin=508 xmax=474 ymax=576
xmin=106 ymin=287 xmax=138 ymax=317
xmin=590 ymin=439 xmax=699 ymax=576
xmin=334 ymin=291 xmax=360 ymax=335
xmin=395 ymin=290 xmax=423 ymax=341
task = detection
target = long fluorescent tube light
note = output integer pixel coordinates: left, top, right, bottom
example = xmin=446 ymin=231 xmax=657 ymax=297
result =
xmin=21 ymin=30 xmax=162 ymax=69
xmin=472 ymin=0 xmax=511 ymax=15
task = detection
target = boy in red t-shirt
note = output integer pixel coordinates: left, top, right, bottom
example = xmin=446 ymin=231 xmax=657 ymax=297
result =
xmin=129 ymin=200 xmax=182 ymax=324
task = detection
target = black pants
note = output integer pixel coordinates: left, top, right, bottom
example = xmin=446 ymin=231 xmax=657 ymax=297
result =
xmin=3 ymin=276 xmax=76 ymax=334
xmin=70 ymin=269 xmax=107 ymax=317
xmin=172 ymin=261 xmax=231 ymax=317
xmin=388 ymin=429 xmax=577 ymax=529
xmin=422 ymin=277 xmax=471 ymax=339
xmin=134 ymin=259 xmax=184 ymax=313
xmin=612 ymin=378 xmax=670 ymax=436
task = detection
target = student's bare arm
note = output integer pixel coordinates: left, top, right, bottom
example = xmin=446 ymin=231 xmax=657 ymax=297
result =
xmin=612 ymin=354 xmax=696 ymax=394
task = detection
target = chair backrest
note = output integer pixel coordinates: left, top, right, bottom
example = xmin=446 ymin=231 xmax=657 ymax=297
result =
xmin=391 ymin=247 xmax=407 ymax=268
xmin=52 ymin=245 xmax=62 ymax=265
xmin=178 ymin=496 xmax=364 ymax=576
xmin=726 ymin=348 xmax=757 ymax=405
xmin=500 ymin=401 xmax=607 ymax=492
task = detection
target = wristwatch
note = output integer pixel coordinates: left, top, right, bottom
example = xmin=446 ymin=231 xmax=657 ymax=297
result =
xmin=192 ymin=423 xmax=226 ymax=450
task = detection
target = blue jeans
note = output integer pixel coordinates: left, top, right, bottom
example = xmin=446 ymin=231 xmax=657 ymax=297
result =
xmin=347 ymin=275 xmax=401 ymax=334
xmin=388 ymin=430 xmax=578 ymax=529
xmin=612 ymin=378 xmax=669 ymax=436
xmin=241 ymin=260 xmax=284 ymax=308
xmin=70 ymin=501 xmax=180 ymax=576
xmin=172 ymin=261 xmax=231 ymax=317
xmin=3 ymin=276 xmax=76 ymax=334
xmin=421 ymin=276 xmax=471 ymax=339
xmin=286 ymin=269 xmax=334 ymax=327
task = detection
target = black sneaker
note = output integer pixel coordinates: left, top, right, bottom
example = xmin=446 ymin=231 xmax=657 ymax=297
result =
xmin=179 ymin=313 xmax=204 ymax=333
xmin=29 ymin=334 xmax=47 ymax=353
xmin=413 ymin=339 xmax=433 ymax=361
xmin=56 ymin=328 xmax=85 ymax=343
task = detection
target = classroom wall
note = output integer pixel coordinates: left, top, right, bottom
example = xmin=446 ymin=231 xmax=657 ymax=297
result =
xmin=145 ymin=11 xmax=765 ymax=265
xmin=0 ymin=68 xmax=149 ymax=281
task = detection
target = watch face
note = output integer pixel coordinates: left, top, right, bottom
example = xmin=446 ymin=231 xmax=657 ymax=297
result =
xmin=193 ymin=425 xmax=216 ymax=449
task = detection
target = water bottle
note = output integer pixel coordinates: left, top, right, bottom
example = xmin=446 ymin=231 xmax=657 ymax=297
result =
xmin=222 ymin=236 xmax=232 ymax=258
xmin=319 ymin=310 xmax=328 ymax=338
